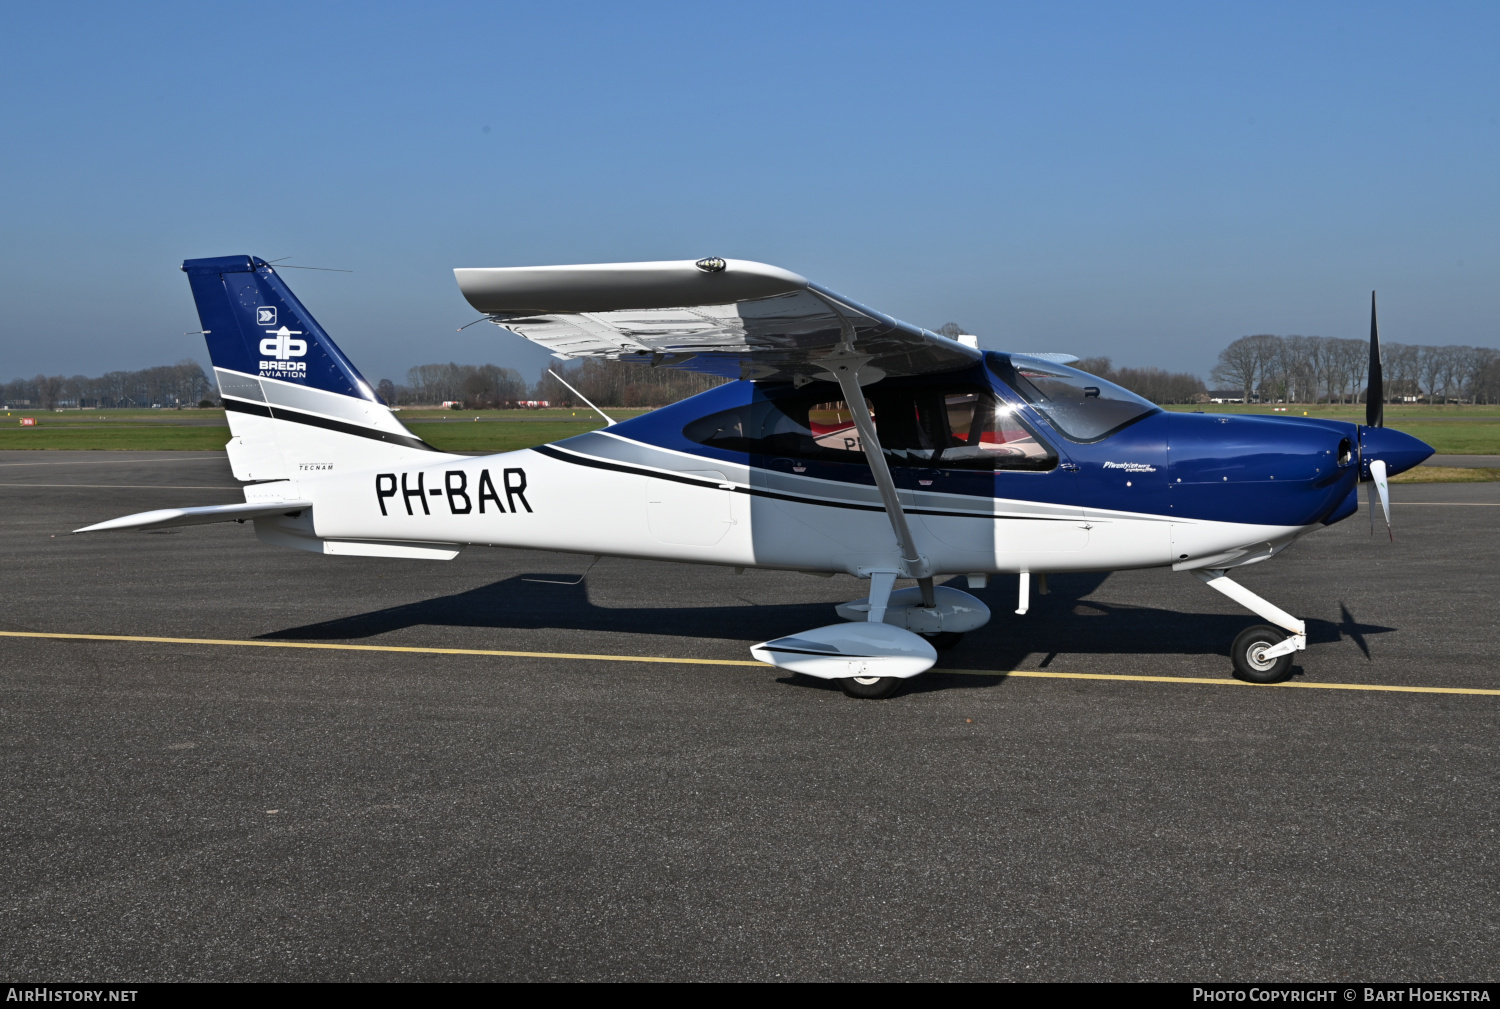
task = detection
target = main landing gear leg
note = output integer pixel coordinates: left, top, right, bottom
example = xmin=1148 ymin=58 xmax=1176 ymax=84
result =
xmin=1195 ymin=569 xmax=1306 ymax=683
xmin=841 ymin=570 xmax=903 ymax=698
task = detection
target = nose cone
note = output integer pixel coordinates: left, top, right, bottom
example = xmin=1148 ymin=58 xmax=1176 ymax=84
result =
xmin=1360 ymin=425 xmax=1434 ymax=478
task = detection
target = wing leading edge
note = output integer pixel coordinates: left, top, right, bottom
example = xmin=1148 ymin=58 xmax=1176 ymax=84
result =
xmin=453 ymin=258 xmax=981 ymax=383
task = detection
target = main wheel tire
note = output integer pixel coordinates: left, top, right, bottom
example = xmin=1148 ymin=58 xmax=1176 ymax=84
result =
xmin=1231 ymin=624 xmax=1294 ymax=684
xmin=920 ymin=631 xmax=965 ymax=651
xmin=839 ymin=675 xmax=903 ymax=699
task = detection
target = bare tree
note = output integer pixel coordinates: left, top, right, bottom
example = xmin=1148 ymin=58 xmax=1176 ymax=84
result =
xmin=1471 ymin=350 xmax=1500 ymax=405
xmin=539 ymin=358 xmax=728 ymax=408
xmin=1212 ymin=337 xmax=1262 ymax=403
xmin=1385 ymin=343 xmax=1420 ymax=402
xmin=1437 ymin=346 xmax=1467 ymax=407
xmin=34 ymin=375 xmax=62 ymax=410
xmin=1073 ymin=356 xmax=1204 ymax=404
xmin=1113 ymin=366 xmax=1207 ymax=404
xmin=1353 ymin=338 xmax=1372 ymax=403
xmin=480 ymin=364 xmax=529 ymax=406
xmin=1283 ymin=336 xmax=1321 ymax=404
xmin=1324 ymin=338 xmax=1350 ymax=403
xmin=1460 ymin=347 xmax=1488 ymax=404
xmin=1418 ymin=346 xmax=1446 ymax=404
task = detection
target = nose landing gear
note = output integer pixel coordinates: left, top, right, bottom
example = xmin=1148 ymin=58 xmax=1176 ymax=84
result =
xmin=1194 ymin=569 xmax=1306 ymax=684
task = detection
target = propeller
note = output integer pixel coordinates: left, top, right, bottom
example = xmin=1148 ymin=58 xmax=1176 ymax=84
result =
xmin=1366 ymin=291 xmax=1383 ymax=429
xmin=1368 ymin=458 xmax=1391 ymax=541
xmin=1363 ymin=291 xmax=1393 ymax=540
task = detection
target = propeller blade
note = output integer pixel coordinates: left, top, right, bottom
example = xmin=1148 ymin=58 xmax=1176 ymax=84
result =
xmin=1370 ymin=458 xmax=1392 ymax=541
xmin=1366 ymin=291 xmax=1384 ymax=428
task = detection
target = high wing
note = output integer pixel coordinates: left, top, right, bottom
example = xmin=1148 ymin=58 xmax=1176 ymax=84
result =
xmin=453 ymin=258 xmax=981 ymax=383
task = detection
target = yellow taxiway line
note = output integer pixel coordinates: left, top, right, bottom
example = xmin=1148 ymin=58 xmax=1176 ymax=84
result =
xmin=942 ymin=668 xmax=1500 ymax=695
xmin=1 ymin=630 xmax=1497 ymax=697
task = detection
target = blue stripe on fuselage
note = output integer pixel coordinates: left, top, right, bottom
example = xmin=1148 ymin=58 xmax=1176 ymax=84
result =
xmin=601 ymin=375 xmax=1362 ymax=528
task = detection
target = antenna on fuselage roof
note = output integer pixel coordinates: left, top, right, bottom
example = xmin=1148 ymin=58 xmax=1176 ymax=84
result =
xmin=547 ymin=369 xmax=615 ymax=427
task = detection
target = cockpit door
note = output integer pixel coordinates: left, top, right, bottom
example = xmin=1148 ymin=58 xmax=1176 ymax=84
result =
xmin=900 ymin=388 xmax=1089 ymax=554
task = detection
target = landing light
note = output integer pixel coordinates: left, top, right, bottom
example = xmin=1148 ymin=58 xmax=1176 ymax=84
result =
xmin=695 ymin=257 xmax=727 ymax=273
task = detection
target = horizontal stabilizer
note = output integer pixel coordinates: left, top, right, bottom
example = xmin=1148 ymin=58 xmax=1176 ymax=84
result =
xmin=74 ymin=501 xmax=311 ymax=534
xmin=750 ymin=622 xmax=937 ymax=680
xmin=1017 ymin=353 xmax=1080 ymax=365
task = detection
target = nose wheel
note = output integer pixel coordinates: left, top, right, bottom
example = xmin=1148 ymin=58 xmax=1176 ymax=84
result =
xmin=1231 ymin=624 xmax=1294 ymax=684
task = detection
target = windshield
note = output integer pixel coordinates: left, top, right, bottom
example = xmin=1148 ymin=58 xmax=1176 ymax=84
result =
xmin=683 ymin=382 xmax=1057 ymax=471
xmin=989 ymin=355 xmax=1159 ymax=442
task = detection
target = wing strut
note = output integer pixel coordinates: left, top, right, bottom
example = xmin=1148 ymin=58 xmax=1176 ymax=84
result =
xmin=819 ymin=299 xmax=935 ymax=603
xmin=547 ymin=369 xmax=615 ymax=426
xmin=829 ymin=364 xmax=928 ymax=578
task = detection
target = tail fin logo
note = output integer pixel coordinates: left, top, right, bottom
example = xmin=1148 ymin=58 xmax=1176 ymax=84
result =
xmin=259 ymin=326 xmax=308 ymax=375
xmin=256 ymin=306 xmax=277 ymax=326
xmin=260 ymin=327 xmax=307 ymax=360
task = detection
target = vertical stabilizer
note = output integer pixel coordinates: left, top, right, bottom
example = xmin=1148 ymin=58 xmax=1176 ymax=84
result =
xmin=182 ymin=255 xmax=441 ymax=481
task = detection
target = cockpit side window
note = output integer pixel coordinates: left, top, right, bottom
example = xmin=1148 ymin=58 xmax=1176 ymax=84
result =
xmin=928 ymin=391 xmax=1055 ymax=468
xmin=989 ymin=355 xmax=1159 ymax=442
xmin=683 ymin=382 xmax=1058 ymax=471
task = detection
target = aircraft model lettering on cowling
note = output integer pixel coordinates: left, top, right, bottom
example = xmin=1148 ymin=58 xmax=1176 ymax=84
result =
xmin=77 ymin=256 xmax=1433 ymax=698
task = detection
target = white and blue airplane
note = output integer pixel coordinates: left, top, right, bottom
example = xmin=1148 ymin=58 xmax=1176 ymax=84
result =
xmin=78 ymin=255 xmax=1432 ymax=697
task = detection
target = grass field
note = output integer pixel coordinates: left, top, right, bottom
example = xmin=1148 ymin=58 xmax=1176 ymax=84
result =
xmin=1162 ymin=403 xmax=1500 ymax=455
xmin=0 ymin=407 xmax=637 ymax=453
xmin=0 ymin=410 xmax=231 ymax=450
xmin=1390 ymin=467 xmax=1500 ymax=483
xmin=3 ymin=404 xmax=1498 ymax=458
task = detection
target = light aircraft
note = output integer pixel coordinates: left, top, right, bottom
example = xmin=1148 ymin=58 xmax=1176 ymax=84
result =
xmin=78 ymin=255 xmax=1433 ymax=698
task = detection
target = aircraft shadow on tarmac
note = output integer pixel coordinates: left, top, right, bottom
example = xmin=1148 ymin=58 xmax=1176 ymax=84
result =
xmin=262 ymin=572 xmax=1394 ymax=682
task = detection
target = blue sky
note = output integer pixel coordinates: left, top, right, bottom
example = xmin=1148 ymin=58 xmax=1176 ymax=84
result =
xmin=1 ymin=1 xmax=1495 ymax=386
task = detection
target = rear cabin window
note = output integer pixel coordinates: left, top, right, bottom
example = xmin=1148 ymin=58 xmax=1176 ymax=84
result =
xmin=683 ymin=384 xmax=1057 ymax=471
xmin=990 ymin=355 xmax=1159 ymax=442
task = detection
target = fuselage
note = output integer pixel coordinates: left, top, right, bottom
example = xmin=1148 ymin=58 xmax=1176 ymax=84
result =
xmin=282 ymin=353 xmax=1429 ymax=578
